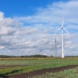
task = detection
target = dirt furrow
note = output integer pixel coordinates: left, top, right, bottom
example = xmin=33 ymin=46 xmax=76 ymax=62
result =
xmin=0 ymin=65 xmax=78 ymax=78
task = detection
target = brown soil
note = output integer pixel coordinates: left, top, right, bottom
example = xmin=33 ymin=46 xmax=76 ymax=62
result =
xmin=0 ymin=65 xmax=27 ymax=69
xmin=0 ymin=65 xmax=78 ymax=78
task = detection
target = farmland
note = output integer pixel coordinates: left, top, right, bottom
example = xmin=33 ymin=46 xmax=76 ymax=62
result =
xmin=0 ymin=57 xmax=78 ymax=78
xmin=32 ymin=67 xmax=78 ymax=78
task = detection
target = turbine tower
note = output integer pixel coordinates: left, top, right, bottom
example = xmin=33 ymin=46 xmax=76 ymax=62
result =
xmin=61 ymin=18 xmax=64 ymax=58
xmin=55 ymin=18 xmax=69 ymax=58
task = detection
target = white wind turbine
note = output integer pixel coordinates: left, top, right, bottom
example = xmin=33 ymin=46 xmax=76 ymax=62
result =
xmin=55 ymin=18 xmax=69 ymax=58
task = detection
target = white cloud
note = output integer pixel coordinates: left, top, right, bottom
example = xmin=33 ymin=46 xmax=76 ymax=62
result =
xmin=0 ymin=46 xmax=5 ymax=49
xmin=0 ymin=12 xmax=4 ymax=21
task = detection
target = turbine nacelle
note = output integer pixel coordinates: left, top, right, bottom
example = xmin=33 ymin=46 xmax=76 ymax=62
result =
xmin=61 ymin=27 xmax=63 ymax=29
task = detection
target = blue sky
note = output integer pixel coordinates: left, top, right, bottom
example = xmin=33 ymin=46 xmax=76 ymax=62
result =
xmin=0 ymin=0 xmax=78 ymax=57
xmin=0 ymin=0 xmax=69 ymax=17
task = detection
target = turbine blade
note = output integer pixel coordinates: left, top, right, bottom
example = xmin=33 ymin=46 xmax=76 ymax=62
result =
xmin=62 ymin=17 xmax=64 ymax=28
xmin=55 ymin=28 xmax=61 ymax=32
xmin=63 ymin=28 xmax=69 ymax=33
xmin=63 ymin=17 xmax=64 ymax=21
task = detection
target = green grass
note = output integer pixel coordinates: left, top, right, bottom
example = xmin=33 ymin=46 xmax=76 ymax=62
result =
xmin=32 ymin=67 xmax=78 ymax=78
xmin=0 ymin=57 xmax=78 ymax=76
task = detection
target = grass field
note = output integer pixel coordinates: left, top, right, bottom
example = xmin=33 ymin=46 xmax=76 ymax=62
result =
xmin=0 ymin=57 xmax=78 ymax=77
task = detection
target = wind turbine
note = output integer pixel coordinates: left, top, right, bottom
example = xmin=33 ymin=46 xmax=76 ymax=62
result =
xmin=55 ymin=38 xmax=57 ymax=57
xmin=55 ymin=18 xmax=69 ymax=58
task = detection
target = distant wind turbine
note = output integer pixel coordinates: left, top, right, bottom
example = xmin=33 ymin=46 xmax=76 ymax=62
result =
xmin=55 ymin=38 xmax=57 ymax=57
xmin=55 ymin=18 xmax=69 ymax=58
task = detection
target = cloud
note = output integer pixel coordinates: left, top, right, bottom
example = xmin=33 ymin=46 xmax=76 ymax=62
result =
xmin=0 ymin=12 xmax=4 ymax=20
xmin=0 ymin=46 xmax=5 ymax=49
xmin=0 ymin=0 xmax=78 ymax=56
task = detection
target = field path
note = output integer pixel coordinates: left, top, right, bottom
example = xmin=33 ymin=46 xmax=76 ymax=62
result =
xmin=0 ymin=65 xmax=78 ymax=78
